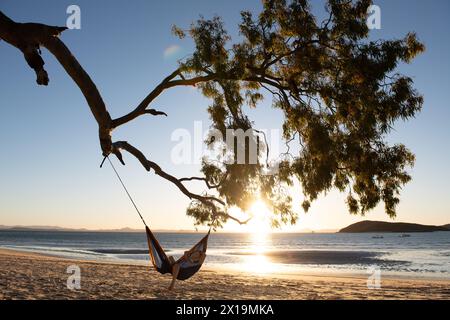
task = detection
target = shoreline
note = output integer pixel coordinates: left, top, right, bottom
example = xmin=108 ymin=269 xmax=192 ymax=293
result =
xmin=1 ymin=248 xmax=449 ymax=300
xmin=2 ymin=245 xmax=448 ymax=282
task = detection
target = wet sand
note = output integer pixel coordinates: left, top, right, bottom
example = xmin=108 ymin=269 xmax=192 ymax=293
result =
xmin=0 ymin=248 xmax=449 ymax=300
xmin=228 ymin=250 xmax=404 ymax=265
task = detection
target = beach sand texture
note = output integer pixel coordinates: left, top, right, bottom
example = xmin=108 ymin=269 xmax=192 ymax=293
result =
xmin=0 ymin=249 xmax=449 ymax=300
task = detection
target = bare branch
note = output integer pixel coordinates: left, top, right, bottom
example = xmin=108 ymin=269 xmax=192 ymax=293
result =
xmin=111 ymin=141 xmax=253 ymax=225
xmin=42 ymin=37 xmax=113 ymax=152
xmin=179 ymin=176 xmax=222 ymax=189
xmin=144 ymin=109 xmax=167 ymax=117
xmin=0 ymin=11 xmax=248 ymax=227
xmin=111 ymin=141 xmax=225 ymax=206
xmin=111 ymin=72 xmax=214 ymax=128
xmin=0 ymin=11 xmax=113 ymax=154
xmin=0 ymin=11 xmax=66 ymax=85
xmin=221 ymin=214 xmax=252 ymax=225
xmin=200 ymin=200 xmax=252 ymax=225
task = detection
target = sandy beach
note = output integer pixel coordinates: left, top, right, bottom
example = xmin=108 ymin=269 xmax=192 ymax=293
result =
xmin=0 ymin=248 xmax=448 ymax=300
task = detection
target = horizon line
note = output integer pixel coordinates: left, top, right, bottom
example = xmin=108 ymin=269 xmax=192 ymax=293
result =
xmin=0 ymin=224 xmax=339 ymax=234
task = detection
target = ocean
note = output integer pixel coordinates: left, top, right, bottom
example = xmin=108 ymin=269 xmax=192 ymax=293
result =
xmin=0 ymin=230 xmax=449 ymax=279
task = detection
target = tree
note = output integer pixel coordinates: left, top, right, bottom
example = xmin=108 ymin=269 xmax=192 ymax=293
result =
xmin=0 ymin=0 xmax=424 ymax=229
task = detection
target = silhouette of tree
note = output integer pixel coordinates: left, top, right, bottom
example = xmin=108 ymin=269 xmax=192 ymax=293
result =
xmin=0 ymin=0 xmax=424 ymax=228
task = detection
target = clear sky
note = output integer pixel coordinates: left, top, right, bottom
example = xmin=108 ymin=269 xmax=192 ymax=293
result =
xmin=0 ymin=0 xmax=449 ymax=232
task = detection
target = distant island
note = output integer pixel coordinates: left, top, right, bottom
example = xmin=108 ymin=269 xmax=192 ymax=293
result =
xmin=339 ymin=220 xmax=450 ymax=233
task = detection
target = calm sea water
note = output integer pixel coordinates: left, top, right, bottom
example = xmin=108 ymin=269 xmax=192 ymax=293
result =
xmin=0 ymin=230 xmax=449 ymax=279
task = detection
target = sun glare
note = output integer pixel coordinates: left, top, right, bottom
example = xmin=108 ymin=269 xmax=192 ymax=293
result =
xmin=238 ymin=200 xmax=276 ymax=274
xmin=224 ymin=199 xmax=276 ymax=274
xmin=247 ymin=199 xmax=272 ymax=235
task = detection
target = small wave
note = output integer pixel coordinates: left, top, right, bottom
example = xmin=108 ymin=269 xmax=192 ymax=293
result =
xmin=1 ymin=245 xmax=104 ymax=256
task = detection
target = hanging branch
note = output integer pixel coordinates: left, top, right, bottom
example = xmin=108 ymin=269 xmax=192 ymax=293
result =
xmin=1 ymin=0 xmax=425 ymax=225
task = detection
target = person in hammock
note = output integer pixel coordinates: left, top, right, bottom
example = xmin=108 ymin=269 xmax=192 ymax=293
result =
xmin=145 ymin=225 xmax=209 ymax=289
xmin=168 ymin=248 xmax=206 ymax=290
xmin=104 ymin=157 xmax=210 ymax=289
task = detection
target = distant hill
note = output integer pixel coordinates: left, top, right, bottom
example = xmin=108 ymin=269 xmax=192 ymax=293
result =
xmin=339 ymin=221 xmax=450 ymax=233
xmin=0 ymin=225 xmax=205 ymax=233
xmin=0 ymin=225 xmax=141 ymax=232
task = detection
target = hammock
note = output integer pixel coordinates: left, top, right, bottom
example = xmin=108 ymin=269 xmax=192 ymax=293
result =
xmin=103 ymin=156 xmax=210 ymax=282
xmin=146 ymin=226 xmax=209 ymax=280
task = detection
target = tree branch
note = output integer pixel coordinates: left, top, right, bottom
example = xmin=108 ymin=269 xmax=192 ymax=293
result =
xmin=0 ymin=11 xmax=276 ymax=227
xmin=111 ymin=68 xmax=293 ymax=130
xmin=145 ymin=109 xmax=167 ymax=117
xmin=111 ymin=141 xmax=252 ymax=225
xmin=42 ymin=37 xmax=113 ymax=152
xmin=111 ymin=141 xmax=225 ymax=206
xmin=179 ymin=176 xmax=222 ymax=189
xmin=222 ymin=214 xmax=252 ymax=225
xmin=0 ymin=10 xmax=245 ymax=226
xmin=0 ymin=11 xmax=66 ymax=85
xmin=0 ymin=10 xmax=113 ymax=154
xmin=111 ymin=72 xmax=214 ymax=128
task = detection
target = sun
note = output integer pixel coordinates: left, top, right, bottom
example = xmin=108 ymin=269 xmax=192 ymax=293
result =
xmin=223 ymin=199 xmax=273 ymax=235
xmin=240 ymin=199 xmax=276 ymax=274
xmin=246 ymin=199 xmax=272 ymax=235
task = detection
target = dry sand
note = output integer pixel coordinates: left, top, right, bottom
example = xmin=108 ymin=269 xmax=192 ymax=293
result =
xmin=0 ymin=248 xmax=448 ymax=300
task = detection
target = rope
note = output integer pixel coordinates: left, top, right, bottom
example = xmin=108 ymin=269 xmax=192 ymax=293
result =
xmin=105 ymin=156 xmax=148 ymax=227
xmin=103 ymin=155 xmax=215 ymax=236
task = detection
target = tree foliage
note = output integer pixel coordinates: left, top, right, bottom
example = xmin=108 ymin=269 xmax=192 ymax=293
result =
xmin=181 ymin=0 xmax=424 ymax=227
xmin=0 ymin=0 xmax=424 ymax=229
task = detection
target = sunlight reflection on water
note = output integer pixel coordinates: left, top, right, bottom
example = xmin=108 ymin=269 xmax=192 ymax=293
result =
xmin=238 ymin=231 xmax=277 ymax=274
